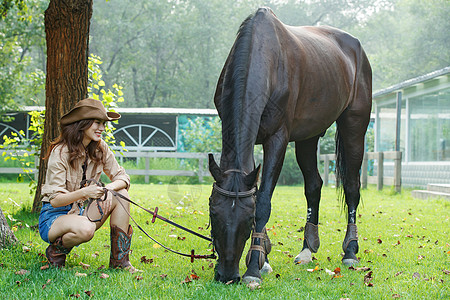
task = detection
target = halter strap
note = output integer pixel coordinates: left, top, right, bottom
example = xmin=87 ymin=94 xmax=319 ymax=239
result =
xmin=212 ymin=183 xmax=256 ymax=198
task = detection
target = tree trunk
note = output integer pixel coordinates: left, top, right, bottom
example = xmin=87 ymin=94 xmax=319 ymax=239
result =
xmin=0 ymin=207 xmax=18 ymax=249
xmin=32 ymin=0 xmax=93 ymax=213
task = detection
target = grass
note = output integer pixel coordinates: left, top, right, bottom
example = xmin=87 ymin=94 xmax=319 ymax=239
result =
xmin=0 ymin=183 xmax=449 ymax=299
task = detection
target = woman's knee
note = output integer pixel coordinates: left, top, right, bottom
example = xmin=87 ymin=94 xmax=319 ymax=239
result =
xmin=75 ymin=221 xmax=96 ymax=242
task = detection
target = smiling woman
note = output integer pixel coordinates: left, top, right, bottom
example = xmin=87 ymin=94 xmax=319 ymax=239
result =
xmin=37 ymin=98 xmax=140 ymax=273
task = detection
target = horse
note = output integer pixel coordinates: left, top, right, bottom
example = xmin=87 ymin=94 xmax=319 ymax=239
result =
xmin=208 ymin=7 xmax=372 ymax=284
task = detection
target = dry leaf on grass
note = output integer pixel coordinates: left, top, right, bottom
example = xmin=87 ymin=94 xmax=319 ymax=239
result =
xmin=100 ymin=273 xmax=109 ymax=279
xmin=15 ymin=269 xmax=29 ymax=275
xmin=247 ymin=281 xmax=261 ymax=290
xmin=75 ymin=272 xmax=87 ymax=277
xmin=140 ymin=256 xmax=154 ymax=264
xmin=79 ymin=262 xmax=90 ymax=269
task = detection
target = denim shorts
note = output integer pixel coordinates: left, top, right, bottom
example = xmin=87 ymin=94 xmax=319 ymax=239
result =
xmin=38 ymin=202 xmax=84 ymax=244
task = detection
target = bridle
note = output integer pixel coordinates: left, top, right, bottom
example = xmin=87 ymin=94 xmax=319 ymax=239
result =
xmin=212 ymin=183 xmax=257 ymax=198
xmin=81 ymin=178 xmax=216 ymax=262
xmin=211 ymin=169 xmax=258 ymax=199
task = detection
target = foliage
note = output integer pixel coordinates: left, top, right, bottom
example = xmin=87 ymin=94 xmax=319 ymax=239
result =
xmin=0 ymin=183 xmax=448 ymax=298
xmin=0 ymin=0 xmax=46 ymax=112
xmin=352 ymin=0 xmax=450 ymax=91
xmin=180 ymin=117 xmax=221 ymax=153
xmin=2 ymin=0 xmax=448 ymax=109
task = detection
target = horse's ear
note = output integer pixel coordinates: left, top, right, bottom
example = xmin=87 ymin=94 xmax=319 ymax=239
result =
xmin=244 ymin=164 xmax=261 ymax=187
xmin=208 ymin=153 xmax=223 ymax=183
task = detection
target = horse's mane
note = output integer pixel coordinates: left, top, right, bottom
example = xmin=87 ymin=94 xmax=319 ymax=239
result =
xmin=220 ymin=13 xmax=256 ymax=193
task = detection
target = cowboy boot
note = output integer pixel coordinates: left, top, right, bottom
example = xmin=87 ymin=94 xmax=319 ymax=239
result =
xmin=109 ymin=225 xmax=140 ymax=272
xmin=46 ymin=236 xmax=72 ymax=267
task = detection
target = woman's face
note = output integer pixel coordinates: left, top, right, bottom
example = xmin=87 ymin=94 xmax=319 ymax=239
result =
xmin=82 ymin=119 xmax=105 ymax=147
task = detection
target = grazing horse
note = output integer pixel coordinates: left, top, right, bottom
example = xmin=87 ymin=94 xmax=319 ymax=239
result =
xmin=208 ymin=7 xmax=372 ymax=284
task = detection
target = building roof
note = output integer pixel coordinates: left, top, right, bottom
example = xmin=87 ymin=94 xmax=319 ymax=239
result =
xmin=373 ymin=66 xmax=450 ymax=98
xmin=23 ymin=106 xmax=218 ymax=116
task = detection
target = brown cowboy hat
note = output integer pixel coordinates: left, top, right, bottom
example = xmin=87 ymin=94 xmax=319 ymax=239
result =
xmin=60 ymin=98 xmax=121 ymax=125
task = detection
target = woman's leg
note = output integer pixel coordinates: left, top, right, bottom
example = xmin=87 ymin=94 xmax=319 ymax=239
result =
xmin=48 ymin=214 xmax=96 ymax=248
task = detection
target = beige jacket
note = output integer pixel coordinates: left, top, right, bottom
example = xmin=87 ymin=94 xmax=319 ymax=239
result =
xmin=41 ymin=139 xmax=130 ymax=215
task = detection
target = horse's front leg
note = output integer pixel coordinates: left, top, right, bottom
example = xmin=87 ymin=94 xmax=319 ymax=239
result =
xmin=242 ymin=130 xmax=288 ymax=284
xmin=293 ymin=137 xmax=322 ymax=265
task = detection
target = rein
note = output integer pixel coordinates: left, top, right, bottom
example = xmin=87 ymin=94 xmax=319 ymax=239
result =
xmin=81 ymin=178 xmax=216 ymax=262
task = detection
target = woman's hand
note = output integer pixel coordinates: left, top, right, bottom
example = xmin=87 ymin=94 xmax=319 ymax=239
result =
xmin=98 ymin=190 xmax=112 ymax=215
xmin=82 ymin=185 xmax=105 ymax=200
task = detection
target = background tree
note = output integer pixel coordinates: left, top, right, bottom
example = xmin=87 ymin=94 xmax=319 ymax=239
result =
xmin=32 ymin=0 xmax=93 ymax=212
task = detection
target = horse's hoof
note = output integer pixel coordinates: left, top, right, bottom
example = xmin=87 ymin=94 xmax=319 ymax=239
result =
xmin=342 ymin=258 xmax=359 ymax=266
xmin=294 ymin=248 xmax=312 ymax=265
xmin=260 ymin=262 xmax=273 ymax=275
xmin=242 ymin=276 xmax=262 ymax=285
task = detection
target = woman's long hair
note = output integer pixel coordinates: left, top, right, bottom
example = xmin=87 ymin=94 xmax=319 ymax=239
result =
xmin=45 ymin=119 xmax=104 ymax=169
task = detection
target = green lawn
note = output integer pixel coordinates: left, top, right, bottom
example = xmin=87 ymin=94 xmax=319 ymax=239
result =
xmin=0 ymin=183 xmax=449 ymax=299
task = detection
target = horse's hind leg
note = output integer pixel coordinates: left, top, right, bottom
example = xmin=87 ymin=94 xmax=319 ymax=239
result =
xmin=336 ymin=104 xmax=371 ymax=266
xmin=293 ymin=136 xmax=323 ymax=265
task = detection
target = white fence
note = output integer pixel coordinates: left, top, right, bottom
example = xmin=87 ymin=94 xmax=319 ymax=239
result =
xmin=319 ymin=151 xmax=402 ymax=192
xmin=0 ymin=150 xmax=214 ymax=183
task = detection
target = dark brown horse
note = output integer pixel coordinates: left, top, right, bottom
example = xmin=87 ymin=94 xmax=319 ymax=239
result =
xmin=208 ymin=7 xmax=372 ymax=284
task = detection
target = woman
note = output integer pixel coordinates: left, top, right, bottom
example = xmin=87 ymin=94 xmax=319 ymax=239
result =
xmin=39 ymin=98 xmax=138 ymax=272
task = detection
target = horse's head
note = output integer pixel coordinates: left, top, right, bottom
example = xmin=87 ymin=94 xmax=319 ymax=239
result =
xmin=208 ymin=154 xmax=260 ymax=283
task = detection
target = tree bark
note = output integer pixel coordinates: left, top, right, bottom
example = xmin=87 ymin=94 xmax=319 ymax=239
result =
xmin=32 ymin=0 xmax=93 ymax=213
xmin=0 ymin=207 xmax=18 ymax=249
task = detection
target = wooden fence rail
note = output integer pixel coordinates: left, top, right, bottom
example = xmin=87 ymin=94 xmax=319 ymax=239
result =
xmin=0 ymin=150 xmax=214 ymax=184
xmin=0 ymin=150 xmax=402 ymax=192
xmin=319 ymin=151 xmax=402 ymax=193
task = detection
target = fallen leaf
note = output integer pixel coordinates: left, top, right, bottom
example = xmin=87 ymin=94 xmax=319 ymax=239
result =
xmin=392 ymin=294 xmax=401 ymax=298
xmin=443 ymin=269 xmax=450 ymax=275
xmin=333 ymin=267 xmax=342 ymax=278
xmin=247 ymin=281 xmax=260 ymax=290
xmin=75 ymin=272 xmax=87 ymax=277
xmin=15 ymin=269 xmax=29 ymax=275
xmin=153 ymin=244 xmax=161 ymax=249
xmin=349 ymin=266 xmax=371 ymax=272
xmin=140 ymin=256 xmax=154 ymax=264
xmin=135 ymin=275 xmax=144 ymax=281
xmin=100 ymin=273 xmax=109 ymax=279
xmin=69 ymin=294 xmax=81 ymax=298
xmin=181 ymin=275 xmax=192 ymax=284
xmin=394 ymin=271 xmax=403 ymax=277
xmin=377 ymin=239 xmax=382 ymax=244
xmin=84 ymin=290 xmax=93 ymax=297
xmin=160 ymin=274 xmax=167 ymax=279
xmin=98 ymin=265 xmax=106 ymax=270
xmin=177 ymin=236 xmax=186 ymax=241
xmin=418 ymin=255 xmax=425 ymax=260
xmin=40 ymin=264 xmax=49 ymax=270
xmin=325 ymin=268 xmax=335 ymax=276
xmin=412 ymin=272 xmax=420 ymax=279
xmin=22 ymin=246 xmax=31 ymax=253
xmin=168 ymin=235 xmax=177 ymax=238
xmin=79 ymin=262 xmax=90 ymax=269
xmin=307 ymin=265 xmax=319 ymax=272
xmin=364 ymin=270 xmax=373 ymax=284
xmin=275 ymin=273 xmax=281 ymax=279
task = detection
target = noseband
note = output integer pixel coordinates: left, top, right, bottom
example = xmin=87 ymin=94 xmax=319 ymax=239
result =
xmin=212 ymin=169 xmax=257 ymax=198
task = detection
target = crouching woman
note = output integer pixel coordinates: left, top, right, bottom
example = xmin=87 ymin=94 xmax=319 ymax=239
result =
xmin=39 ymin=98 xmax=138 ymax=272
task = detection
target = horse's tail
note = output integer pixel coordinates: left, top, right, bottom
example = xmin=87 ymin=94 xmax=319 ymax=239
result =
xmin=335 ymin=127 xmax=346 ymax=205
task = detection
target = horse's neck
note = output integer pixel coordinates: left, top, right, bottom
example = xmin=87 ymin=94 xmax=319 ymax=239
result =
xmin=219 ymin=144 xmax=254 ymax=174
